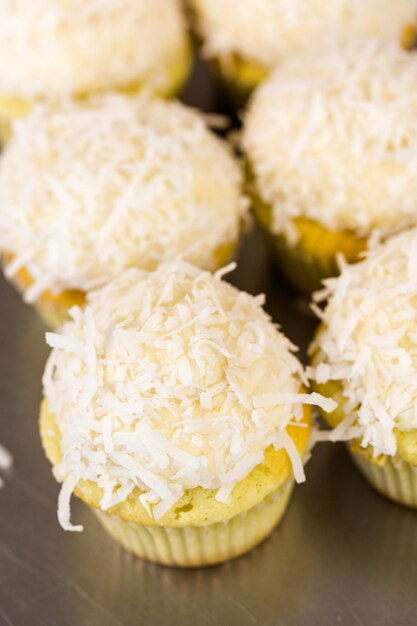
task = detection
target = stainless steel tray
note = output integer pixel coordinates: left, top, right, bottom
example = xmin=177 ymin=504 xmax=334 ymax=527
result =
xmin=0 ymin=60 xmax=415 ymax=626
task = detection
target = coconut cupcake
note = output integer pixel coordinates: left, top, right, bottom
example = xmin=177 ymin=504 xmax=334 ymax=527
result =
xmin=0 ymin=94 xmax=247 ymax=329
xmin=39 ymin=261 xmax=335 ymax=567
xmin=0 ymin=0 xmax=191 ymax=141
xmin=309 ymin=229 xmax=417 ymax=508
xmin=190 ymin=0 xmax=416 ymax=97
xmin=242 ymin=41 xmax=417 ymax=293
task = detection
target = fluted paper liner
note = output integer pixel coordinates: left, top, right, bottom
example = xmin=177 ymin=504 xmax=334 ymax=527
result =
xmin=91 ymin=481 xmax=294 ymax=568
xmin=349 ymin=448 xmax=417 ymax=509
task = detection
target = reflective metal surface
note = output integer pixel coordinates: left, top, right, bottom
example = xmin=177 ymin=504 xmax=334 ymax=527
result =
xmin=1 ymin=59 xmax=416 ymax=626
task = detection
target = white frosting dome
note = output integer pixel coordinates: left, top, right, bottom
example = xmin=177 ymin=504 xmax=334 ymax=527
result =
xmin=243 ymin=41 xmax=417 ymax=241
xmin=43 ymin=261 xmax=334 ymax=529
xmin=0 ymin=0 xmax=189 ymax=98
xmin=192 ymin=0 xmax=416 ymax=68
xmin=0 ymin=94 xmax=246 ymax=300
xmin=309 ymin=228 xmax=417 ymax=457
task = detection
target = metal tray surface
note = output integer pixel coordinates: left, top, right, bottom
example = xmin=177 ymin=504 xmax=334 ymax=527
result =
xmin=0 ymin=59 xmax=416 ymax=626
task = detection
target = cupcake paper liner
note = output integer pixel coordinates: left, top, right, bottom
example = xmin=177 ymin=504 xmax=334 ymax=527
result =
xmin=91 ymin=481 xmax=294 ymax=568
xmin=349 ymin=448 xmax=417 ymax=509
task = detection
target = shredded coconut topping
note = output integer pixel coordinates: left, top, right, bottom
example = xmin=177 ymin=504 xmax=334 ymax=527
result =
xmin=0 ymin=0 xmax=188 ymax=98
xmin=43 ymin=261 xmax=333 ymax=528
xmin=192 ymin=0 xmax=416 ymax=68
xmin=0 ymin=95 xmax=246 ymax=301
xmin=309 ymin=228 xmax=417 ymax=457
xmin=243 ymin=41 xmax=417 ymax=242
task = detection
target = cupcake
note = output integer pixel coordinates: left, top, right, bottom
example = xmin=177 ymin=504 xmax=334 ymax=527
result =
xmin=0 ymin=94 xmax=247 ymax=328
xmin=309 ymin=229 xmax=417 ymax=508
xmin=242 ymin=41 xmax=417 ymax=293
xmin=0 ymin=0 xmax=191 ymax=141
xmin=189 ymin=0 xmax=416 ymax=98
xmin=40 ymin=261 xmax=335 ymax=567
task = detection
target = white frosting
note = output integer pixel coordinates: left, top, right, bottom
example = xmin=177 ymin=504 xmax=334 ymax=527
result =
xmin=309 ymin=228 xmax=417 ymax=457
xmin=192 ymin=0 xmax=416 ymax=68
xmin=243 ymin=41 xmax=417 ymax=242
xmin=43 ymin=261 xmax=335 ymax=529
xmin=0 ymin=0 xmax=189 ymax=98
xmin=0 ymin=95 xmax=246 ymax=301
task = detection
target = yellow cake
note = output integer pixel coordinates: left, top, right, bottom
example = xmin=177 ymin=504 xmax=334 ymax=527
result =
xmin=242 ymin=41 xmax=417 ymax=292
xmin=39 ymin=261 xmax=335 ymax=567
xmin=0 ymin=94 xmax=247 ymax=328
xmin=309 ymin=229 xmax=417 ymax=507
xmin=190 ymin=0 xmax=416 ymax=96
xmin=247 ymin=173 xmax=367 ymax=293
xmin=0 ymin=0 xmax=192 ymax=141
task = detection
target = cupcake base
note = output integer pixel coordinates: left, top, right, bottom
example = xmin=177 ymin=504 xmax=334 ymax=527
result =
xmin=34 ymin=297 xmax=74 ymax=330
xmin=92 ymin=481 xmax=293 ymax=568
xmin=7 ymin=263 xmax=85 ymax=329
xmin=271 ymin=231 xmax=334 ymax=294
xmin=268 ymin=220 xmax=367 ymax=294
xmin=247 ymin=171 xmax=367 ymax=293
xmin=349 ymin=447 xmax=417 ymax=509
xmin=212 ymin=55 xmax=269 ymax=108
xmin=32 ymin=289 xmax=85 ymax=329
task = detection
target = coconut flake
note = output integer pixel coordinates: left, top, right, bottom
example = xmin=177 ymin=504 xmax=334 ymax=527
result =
xmin=276 ymin=431 xmax=306 ymax=484
xmin=253 ymin=392 xmax=336 ymax=413
xmin=57 ymin=473 xmax=83 ymax=532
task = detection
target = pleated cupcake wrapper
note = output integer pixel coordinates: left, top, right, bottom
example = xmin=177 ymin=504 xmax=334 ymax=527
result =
xmin=349 ymin=448 xmax=417 ymax=509
xmin=91 ymin=481 xmax=294 ymax=568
